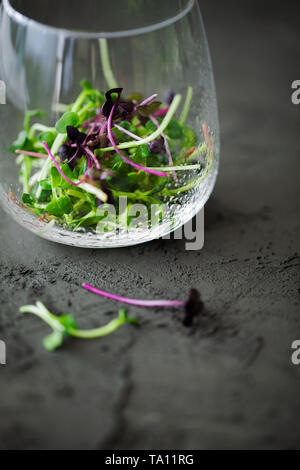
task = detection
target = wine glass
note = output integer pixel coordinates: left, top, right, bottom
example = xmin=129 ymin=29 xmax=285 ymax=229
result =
xmin=0 ymin=0 xmax=219 ymax=248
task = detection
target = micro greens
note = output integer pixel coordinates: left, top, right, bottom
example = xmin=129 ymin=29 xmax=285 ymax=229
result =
xmin=20 ymin=302 xmax=138 ymax=351
xmin=10 ymin=71 xmax=214 ymax=230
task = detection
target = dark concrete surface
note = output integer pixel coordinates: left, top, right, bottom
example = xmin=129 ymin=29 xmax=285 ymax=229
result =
xmin=0 ymin=0 xmax=300 ymax=450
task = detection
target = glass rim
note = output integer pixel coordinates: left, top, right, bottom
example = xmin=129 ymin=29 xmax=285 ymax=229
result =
xmin=3 ymin=0 xmax=195 ymax=39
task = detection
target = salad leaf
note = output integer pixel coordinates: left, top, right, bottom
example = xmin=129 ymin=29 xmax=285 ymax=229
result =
xmin=164 ymin=119 xmax=183 ymax=139
xmin=22 ymin=193 xmax=35 ymax=208
xmin=56 ymin=112 xmax=79 ymax=134
xmin=46 ymin=195 xmax=73 ymax=217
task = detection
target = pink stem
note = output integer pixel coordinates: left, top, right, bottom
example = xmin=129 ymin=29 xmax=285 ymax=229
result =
xmin=135 ymin=93 xmax=158 ymax=111
xmin=84 ymin=112 xmax=103 ymax=145
xmin=82 ymin=116 xmax=97 ymax=128
xmin=83 ymin=146 xmax=101 ymax=170
xmin=150 ymin=116 xmax=178 ymax=183
xmin=107 ymin=103 xmax=168 ymax=178
xmin=15 ymin=150 xmax=48 ymax=159
xmin=43 ymin=142 xmax=82 ymax=187
xmin=82 ymin=109 xmax=101 ymax=128
xmin=202 ymin=124 xmax=213 ymax=153
xmin=83 ymin=283 xmax=185 ymax=308
xmin=153 ymin=106 xmax=169 ymax=118
xmin=99 ymin=121 xmax=107 ymax=135
xmin=115 ymin=124 xmax=142 ymax=141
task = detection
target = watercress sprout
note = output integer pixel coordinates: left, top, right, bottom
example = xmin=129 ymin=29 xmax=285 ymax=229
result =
xmin=20 ymin=302 xmax=138 ymax=351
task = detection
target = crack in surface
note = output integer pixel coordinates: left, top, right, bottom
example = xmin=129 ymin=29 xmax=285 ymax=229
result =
xmin=97 ymin=334 xmax=137 ymax=450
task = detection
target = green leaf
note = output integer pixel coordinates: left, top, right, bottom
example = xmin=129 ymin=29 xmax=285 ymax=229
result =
xmin=78 ymin=157 xmax=88 ymax=176
xmin=55 ymin=112 xmax=79 ymax=134
xmin=182 ymin=125 xmax=197 ymax=147
xmin=58 ymin=314 xmax=78 ymax=332
xmin=8 ymin=130 xmax=27 ymax=152
xmin=61 ymin=164 xmax=78 ymax=188
xmin=46 ymin=196 xmax=73 ymax=217
xmin=136 ymin=143 xmax=150 ymax=159
xmin=118 ymin=121 xmax=131 ymax=131
xmin=165 ymin=119 xmax=183 ymax=139
xmin=62 ymin=163 xmax=77 ymax=179
xmin=37 ymin=190 xmax=52 ymax=204
xmin=80 ymin=79 xmax=93 ymax=90
xmin=39 ymin=178 xmax=52 ymax=191
xmin=50 ymin=166 xmax=62 ymax=189
xmin=112 ymin=154 xmax=125 ymax=171
xmin=145 ymin=120 xmax=157 ymax=134
xmin=38 ymin=130 xmax=56 ymax=147
xmin=22 ymin=193 xmax=36 ymax=208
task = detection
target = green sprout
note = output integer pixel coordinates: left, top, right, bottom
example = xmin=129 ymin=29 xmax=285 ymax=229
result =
xmin=20 ymin=302 xmax=138 ymax=352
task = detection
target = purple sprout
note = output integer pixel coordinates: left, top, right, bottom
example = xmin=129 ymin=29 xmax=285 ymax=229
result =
xmin=83 ymin=283 xmax=185 ymax=308
xmin=66 ymin=126 xmax=87 ymax=144
xmin=148 ymin=138 xmax=165 ymax=154
xmin=107 ymin=101 xmax=169 ymax=178
xmin=57 ymin=143 xmax=76 ymax=162
xmin=82 ymin=284 xmax=204 ymax=327
xmin=43 ymin=142 xmax=83 ymax=187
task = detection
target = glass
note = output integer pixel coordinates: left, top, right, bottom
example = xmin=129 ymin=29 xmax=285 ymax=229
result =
xmin=0 ymin=0 xmax=219 ymax=248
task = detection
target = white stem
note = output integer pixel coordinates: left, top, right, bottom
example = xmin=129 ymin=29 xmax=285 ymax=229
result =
xmin=179 ymin=86 xmax=194 ymax=125
xmin=115 ymin=124 xmax=142 ymax=141
xmin=146 ymin=164 xmax=201 ymax=172
xmin=80 ymin=183 xmax=108 ymax=203
xmin=99 ymin=38 xmax=118 ymax=89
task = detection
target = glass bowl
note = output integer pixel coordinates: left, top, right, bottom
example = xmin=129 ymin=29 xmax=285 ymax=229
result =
xmin=0 ymin=0 xmax=219 ymax=248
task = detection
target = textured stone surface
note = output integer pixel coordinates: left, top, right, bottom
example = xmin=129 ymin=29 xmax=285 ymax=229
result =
xmin=0 ymin=0 xmax=300 ymax=449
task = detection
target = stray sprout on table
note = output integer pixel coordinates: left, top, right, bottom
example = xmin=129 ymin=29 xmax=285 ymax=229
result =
xmin=82 ymin=284 xmax=204 ymax=327
xmin=19 ymin=287 xmax=204 ymax=351
xmin=20 ymin=302 xmax=138 ymax=352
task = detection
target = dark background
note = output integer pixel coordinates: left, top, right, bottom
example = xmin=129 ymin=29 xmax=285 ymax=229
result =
xmin=0 ymin=0 xmax=300 ymax=450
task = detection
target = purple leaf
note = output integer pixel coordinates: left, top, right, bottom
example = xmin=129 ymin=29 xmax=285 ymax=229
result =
xmin=102 ymin=88 xmax=123 ymax=118
xmin=66 ymin=126 xmax=87 ymax=144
